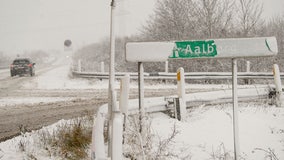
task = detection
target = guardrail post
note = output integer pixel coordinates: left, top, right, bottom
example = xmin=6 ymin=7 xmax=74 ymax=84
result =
xmin=164 ymin=61 xmax=169 ymax=84
xmin=111 ymin=111 xmax=123 ymax=160
xmin=246 ymin=61 xmax=250 ymax=73
xmin=273 ymin=64 xmax=283 ymax=107
xmin=120 ymin=74 xmax=130 ymax=115
xmin=78 ymin=59 xmax=82 ymax=72
xmin=120 ymin=74 xmax=130 ymax=135
xmin=244 ymin=61 xmax=251 ymax=84
xmin=101 ymin=62 xmax=105 ymax=73
xmin=177 ymin=67 xmax=186 ymax=121
xmin=91 ymin=112 xmax=106 ymax=160
xmin=165 ymin=61 xmax=168 ymax=73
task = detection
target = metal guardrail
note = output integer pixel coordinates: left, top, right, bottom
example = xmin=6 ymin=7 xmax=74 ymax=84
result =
xmin=72 ymin=71 xmax=284 ymax=80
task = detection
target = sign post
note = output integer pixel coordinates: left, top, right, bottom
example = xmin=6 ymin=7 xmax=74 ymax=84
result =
xmin=232 ymin=58 xmax=240 ymax=159
xmin=138 ymin=62 xmax=146 ymax=143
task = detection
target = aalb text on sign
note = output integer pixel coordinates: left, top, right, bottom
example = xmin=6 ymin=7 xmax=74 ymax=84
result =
xmin=169 ymin=40 xmax=217 ymax=58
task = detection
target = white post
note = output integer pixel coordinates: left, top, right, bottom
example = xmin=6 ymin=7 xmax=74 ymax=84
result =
xmin=101 ymin=62 xmax=105 ymax=73
xmin=119 ymin=74 xmax=130 ymax=144
xmin=177 ymin=67 xmax=186 ymax=121
xmin=91 ymin=113 xmax=106 ymax=160
xmin=165 ymin=61 xmax=168 ymax=73
xmin=138 ymin=62 xmax=146 ymax=143
xmin=273 ymin=64 xmax=283 ymax=107
xmin=108 ymin=0 xmax=117 ymax=156
xmin=120 ymin=74 xmax=130 ymax=115
xmin=232 ymin=58 xmax=240 ymax=160
xmin=245 ymin=61 xmax=251 ymax=84
xmin=111 ymin=111 xmax=123 ymax=160
xmin=246 ymin=61 xmax=250 ymax=73
xmin=78 ymin=59 xmax=82 ymax=72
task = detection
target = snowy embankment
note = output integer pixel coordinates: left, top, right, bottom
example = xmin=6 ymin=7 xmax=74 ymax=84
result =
xmin=150 ymin=104 xmax=284 ymax=160
xmin=96 ymin=84 xmax=283 ymax=159
xmin=1 ymin=96 xmax=283 ymax=159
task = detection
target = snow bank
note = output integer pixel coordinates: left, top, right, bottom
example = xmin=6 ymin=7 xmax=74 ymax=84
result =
xmin=150 ymin=104 xmax=284 ymax=160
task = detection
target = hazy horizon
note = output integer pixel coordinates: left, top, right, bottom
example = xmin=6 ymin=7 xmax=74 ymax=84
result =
xmin=0 ymin=0 xmax=283 ymax=54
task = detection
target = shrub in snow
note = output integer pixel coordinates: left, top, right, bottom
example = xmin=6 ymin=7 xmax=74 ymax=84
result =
xmin=123 ymin=115 xmax=191 ymax=160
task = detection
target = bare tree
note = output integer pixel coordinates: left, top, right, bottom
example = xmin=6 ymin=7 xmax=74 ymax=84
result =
xmin=141 ymin=0 xmax=236 ymax=40
xmin=261 ymin=14 xmax=284 ymax=70
xmin=236 ymin=0 xmax=263 ymax=37
xmin=140 ymin=0 xmax=197 ymax=41
xmin=194 ymin=0 xmax=235 ymax=38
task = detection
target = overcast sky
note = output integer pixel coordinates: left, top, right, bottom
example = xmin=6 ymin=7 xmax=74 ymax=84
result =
xmin=0 ymin=0 xmax=283 ymax=54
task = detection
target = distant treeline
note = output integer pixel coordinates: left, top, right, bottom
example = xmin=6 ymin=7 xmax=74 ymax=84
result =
xmin=73 ymin=0 xmax=284 ymax=74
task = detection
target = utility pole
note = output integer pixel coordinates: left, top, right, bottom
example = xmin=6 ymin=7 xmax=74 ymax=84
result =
xmin=108 ymin=0 xmax=117 ymax=157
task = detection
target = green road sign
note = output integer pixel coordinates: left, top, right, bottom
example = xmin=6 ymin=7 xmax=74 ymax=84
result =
xmin=170 ymin=40 xmax=217 ymax=58
xmin=125 ymin=37 xmax=278 ymax=62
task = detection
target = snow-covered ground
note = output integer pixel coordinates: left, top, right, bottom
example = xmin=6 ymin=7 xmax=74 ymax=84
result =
xmin=0 ymin=96 xmax=75 ymax=107
xmin=0 ymin=61 xmax=283 ymax=159
xmin=22 ymin=65 xmax=94 ymax=90
xmin=150 ymin=104 xmax=284 ymax=159
xmin=0 ymin=102 xmax=283 ymax=159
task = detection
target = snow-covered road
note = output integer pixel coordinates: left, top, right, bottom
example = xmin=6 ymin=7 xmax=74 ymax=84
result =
xmin=0 ymin=57 xmax=185 ymax=141
xmin=0 ymin=57 xmax=109 ymax=141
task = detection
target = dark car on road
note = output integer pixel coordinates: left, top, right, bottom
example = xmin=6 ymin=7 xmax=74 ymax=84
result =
xmin=10 ymin=58 xmax=35 ymax=77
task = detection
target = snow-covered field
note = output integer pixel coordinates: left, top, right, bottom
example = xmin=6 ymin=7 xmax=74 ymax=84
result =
xmin=0 ymin=62 xmax=283 ymax=159
xmin=150 ymin=104 xmax=284 ymax=159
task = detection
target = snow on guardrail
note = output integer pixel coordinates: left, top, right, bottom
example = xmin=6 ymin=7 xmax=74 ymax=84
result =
xmin=72 ymin=71 xmax=284 ymax=80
